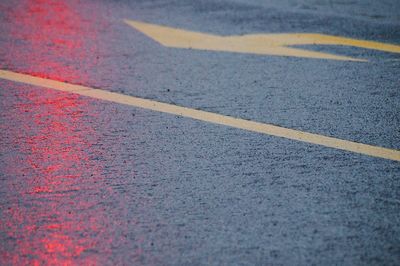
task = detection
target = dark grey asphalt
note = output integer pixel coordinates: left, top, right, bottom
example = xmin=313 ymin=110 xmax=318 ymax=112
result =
xmin=0 ymin=0 xmax=399 ymax=265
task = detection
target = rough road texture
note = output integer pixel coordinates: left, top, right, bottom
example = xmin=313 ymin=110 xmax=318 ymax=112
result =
xmin=0 ymin=0 xmax=399 ymax=265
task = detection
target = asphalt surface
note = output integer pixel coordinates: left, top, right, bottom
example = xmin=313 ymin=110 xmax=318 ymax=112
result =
xmin=0 ymin=0 xmax=400 ymax=265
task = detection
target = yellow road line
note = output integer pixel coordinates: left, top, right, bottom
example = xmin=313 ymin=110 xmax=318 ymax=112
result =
xmin=1 ymin=69 xmax=399 ymax=162
xmin=125 ymin=19 xmax=400 ymax=62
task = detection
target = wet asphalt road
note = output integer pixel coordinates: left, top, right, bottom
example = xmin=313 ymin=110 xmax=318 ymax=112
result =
xmin=0 ymin=0 xmax=400 ymax=265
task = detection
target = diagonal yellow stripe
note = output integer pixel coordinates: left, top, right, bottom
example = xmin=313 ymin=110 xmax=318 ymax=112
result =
xmin=0 ymin=69 xmax=399 ymax=162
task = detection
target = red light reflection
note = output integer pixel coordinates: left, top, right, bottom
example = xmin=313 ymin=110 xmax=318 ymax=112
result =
xmin=3 ymin=0 xmax=103 ymax=83
xmin=1 ymin=0 xmax=127 ymax=264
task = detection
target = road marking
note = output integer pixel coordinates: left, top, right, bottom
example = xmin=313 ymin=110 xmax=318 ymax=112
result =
xmin=0 ymin=69 xmax=399 ymax=162
xmin=125 ymin=19 xmax=400 ymax=62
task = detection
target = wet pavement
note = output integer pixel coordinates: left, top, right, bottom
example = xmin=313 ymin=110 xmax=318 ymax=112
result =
xmin=0 ymin=0 xmax=400 ymax=265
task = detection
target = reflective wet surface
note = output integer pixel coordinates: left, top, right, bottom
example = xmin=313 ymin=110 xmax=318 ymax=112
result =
xmin=1 ymin=0 xmax=400 ymax=265
xmin=1 ymin=86 xmax=121 ymax=264
xmin=0 ymin=1 xmax=127 ymax=264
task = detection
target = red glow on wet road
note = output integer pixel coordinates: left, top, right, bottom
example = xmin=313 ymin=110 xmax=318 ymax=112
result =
xmin=1 ymin=92 xmax=106 ymax=265
xmin=3 ymin=0 xmax=102 ymax=83
xmin=0 ymin=0 xmax=127 ymax=264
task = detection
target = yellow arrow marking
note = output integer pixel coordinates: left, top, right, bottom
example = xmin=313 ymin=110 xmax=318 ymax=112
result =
xmin=1 ymin=69 xmax=399 ymax=162
xmin=124 ymin=19 xmax=400 ymax=61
